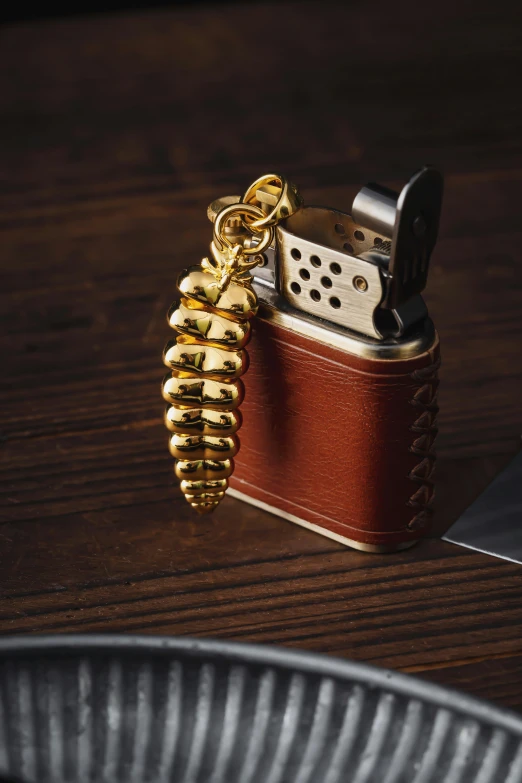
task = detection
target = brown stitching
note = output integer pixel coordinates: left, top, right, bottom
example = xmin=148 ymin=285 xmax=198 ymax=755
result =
xmin=407 ymin=356 xmax=440 ymax=531
xmin=410 ymin=356 xmax=441 ymax=382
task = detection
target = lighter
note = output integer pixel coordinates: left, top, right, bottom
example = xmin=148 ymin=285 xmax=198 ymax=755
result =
xmin=162 ymin=169 xmax=442 ymax=552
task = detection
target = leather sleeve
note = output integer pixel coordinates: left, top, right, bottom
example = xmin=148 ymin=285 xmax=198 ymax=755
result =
xmin=230 ymin=317 xmax=440 ymax=550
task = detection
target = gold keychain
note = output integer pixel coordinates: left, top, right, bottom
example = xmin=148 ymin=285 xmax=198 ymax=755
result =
xmin=162 ymin=174 xmax=303 ymax=513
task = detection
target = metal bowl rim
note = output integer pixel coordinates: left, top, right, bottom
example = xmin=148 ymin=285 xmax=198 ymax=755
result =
xmin=1 ymin=634 xmax=520 ymax=735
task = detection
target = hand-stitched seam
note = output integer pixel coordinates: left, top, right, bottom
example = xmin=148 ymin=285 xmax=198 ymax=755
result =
xmin=407 ymin=356 xmax=440 ymax=531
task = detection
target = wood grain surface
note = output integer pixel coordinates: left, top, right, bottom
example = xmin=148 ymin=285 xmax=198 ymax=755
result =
xmin=1 ymin=1 xmax=522 ymax=711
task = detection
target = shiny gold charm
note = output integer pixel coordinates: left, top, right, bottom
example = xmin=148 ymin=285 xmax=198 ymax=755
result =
xmin=162 ymin=174 xmax=303 ymax=513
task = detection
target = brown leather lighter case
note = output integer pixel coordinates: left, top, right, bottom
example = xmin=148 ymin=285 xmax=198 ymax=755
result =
xmin=230 ymin=315 xmax=440 ymax=551
xmin=227 ymin=167 xmax=443 ymax=551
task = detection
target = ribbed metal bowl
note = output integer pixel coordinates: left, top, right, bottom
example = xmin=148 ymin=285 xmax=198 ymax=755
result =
xmin=0 ymin=636 xmax=521 ymax=783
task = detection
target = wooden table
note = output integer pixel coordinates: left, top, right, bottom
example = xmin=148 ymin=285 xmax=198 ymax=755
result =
xmin=1 ymin=1 xmax=521 ymax=712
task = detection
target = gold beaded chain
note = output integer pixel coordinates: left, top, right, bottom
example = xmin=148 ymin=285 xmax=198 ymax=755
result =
xmin=162 ymin=174 xmax=303 ymax=513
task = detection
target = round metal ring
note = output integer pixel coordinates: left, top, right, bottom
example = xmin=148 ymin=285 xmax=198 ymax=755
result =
xmin=242 ymin=173 xmax=303 ymax=230
xmin=213 ymin=203 xmax=274 ymax=256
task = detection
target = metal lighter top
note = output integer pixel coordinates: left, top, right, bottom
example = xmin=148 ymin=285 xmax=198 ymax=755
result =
xmin=252 ymin=166 xmax=443 ymax=341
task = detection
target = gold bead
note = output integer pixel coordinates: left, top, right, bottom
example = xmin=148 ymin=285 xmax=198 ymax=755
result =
xmin=164 ymin=406 xmax=242 ymax=435
xmin=181 ymin=479 xmax=228 ymax=496
xmin=174 ymin=459 xmax=235 ymax=481
xmin=169 ymin=433 xmax=239 ymax=461
xmin=177 ymin=267 xmax=257 ymax=320
xmin=167 ymin=299 xmax=251 ymax=350
xmin=162 ymin=374 xmax=244 ymax=411
xmin=163 ymin=340 xmax=248 ymax=380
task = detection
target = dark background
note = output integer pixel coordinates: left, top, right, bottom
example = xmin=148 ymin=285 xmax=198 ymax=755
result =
xmin=1 ymin=0 xmax=212 ymax=24
xmin=1 ymin=0 xmax=522 ymax=709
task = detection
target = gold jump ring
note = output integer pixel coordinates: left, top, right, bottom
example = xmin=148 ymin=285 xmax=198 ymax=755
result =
xmin=242 ymin=173 xmax=303 ymax=230
xmin=213 ymin=203 xmax=274 ymax=256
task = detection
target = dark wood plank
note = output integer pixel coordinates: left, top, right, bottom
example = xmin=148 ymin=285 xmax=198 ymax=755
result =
xmin=1 ymin=0 xmax=522 ymax=713
xmin=419 ymin=653 xmax=522 ymax=715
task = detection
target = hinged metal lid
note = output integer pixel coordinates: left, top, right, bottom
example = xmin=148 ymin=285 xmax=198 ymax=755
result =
xmin=352 ymin=166 xmax=444 ymax=309
xmin=271 ymin=166 xmax=443 ymax=339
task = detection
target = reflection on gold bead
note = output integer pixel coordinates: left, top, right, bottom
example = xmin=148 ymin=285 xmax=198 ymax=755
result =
xmin=168 ymin=299 xmax=252 ymax=350
xmin=164 ymin=406 xmax=242 ymax=435
xmin=185 ymin=491 xmax=226 ymax=502
xmin=162 ymin=373 xmax=244 ymax=411
xmin=163 ymin=340 xmax=248 ymax=380
xmin=181 ymin=478 xmax=229 ymax=496
xmin=177 ymin=267 xmax=257 ymax=321
xmin=169 ymin=433 xmax=239 ymax=461
xmin=174 ymin=458 xmax=235 ymax=482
